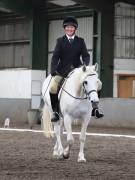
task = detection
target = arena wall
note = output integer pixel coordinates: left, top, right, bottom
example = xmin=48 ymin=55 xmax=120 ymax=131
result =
xmin=0 ymin=99 xmax=31 ymax=126
xmin=0 ymin=69 xmax=45 ymax=127
xmin=0 ymin=96 xmax=135 ymax=128
xmin=90 ymin=98 xmax=135 ymax=128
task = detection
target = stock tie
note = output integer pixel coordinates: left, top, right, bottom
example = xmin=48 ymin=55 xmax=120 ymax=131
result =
xmin=69 ymin=38 xmax=73 ymax=44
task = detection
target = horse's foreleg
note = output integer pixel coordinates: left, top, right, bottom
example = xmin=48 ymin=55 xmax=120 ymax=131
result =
xmin=53 ymin=141 xmax=58 ymax=157
xmin=53 ymin=123 xmax=64 ymax=159
xmin=63 ymin=115 xmax=74 ymax=159
xmin=78 ymin=118 xmax=90 ymax=163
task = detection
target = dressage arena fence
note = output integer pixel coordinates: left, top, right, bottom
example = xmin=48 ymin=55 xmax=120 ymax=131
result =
xmin=0 ymin=98 xmax=135 ymax=129
xmin=26 ymin=98 xmax=135 ymax=129
xmin=90 ymin=98 xmax=135 ymax=129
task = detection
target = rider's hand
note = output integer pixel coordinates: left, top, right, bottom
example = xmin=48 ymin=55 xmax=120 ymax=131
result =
xmin=51 ymin=71 xmax=56 ymax=76
xmin=51 ymin=71 xmax=59 ymax=76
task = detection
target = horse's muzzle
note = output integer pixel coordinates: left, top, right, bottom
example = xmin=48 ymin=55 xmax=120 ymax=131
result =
xmin=89 ymin=91 xmax=99 ymax=102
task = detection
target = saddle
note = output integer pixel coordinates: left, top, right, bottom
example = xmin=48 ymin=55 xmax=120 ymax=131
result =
xmin=57 ymin=69 xmax=74 ymax=94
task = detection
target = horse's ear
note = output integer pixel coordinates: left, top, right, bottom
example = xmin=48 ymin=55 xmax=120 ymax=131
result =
xmin=82 ymin=65 xmax=86 ymax=72
xmin=94 ymin=63 xmax=98 ymax=72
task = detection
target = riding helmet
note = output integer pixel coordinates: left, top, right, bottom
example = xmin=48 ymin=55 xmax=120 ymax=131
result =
xmin=63 ymin=16 xmax=78 ymax=29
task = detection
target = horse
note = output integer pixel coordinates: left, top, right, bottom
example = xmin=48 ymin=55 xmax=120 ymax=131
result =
xmin=41 ymin=64 xmax=102 ymax=162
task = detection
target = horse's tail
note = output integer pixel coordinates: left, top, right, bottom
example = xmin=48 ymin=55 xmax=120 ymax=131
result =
xmin=42 ymin=104 xmax=54 ymax=138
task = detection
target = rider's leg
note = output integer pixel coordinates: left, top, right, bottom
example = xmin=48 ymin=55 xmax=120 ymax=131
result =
xmin=49 ymin=92 xmax=59 ymax=122
xmin=91 ymin=101 xmax=104 ymax=119
xmin=49 ymin=75 xmax=63 ymax=122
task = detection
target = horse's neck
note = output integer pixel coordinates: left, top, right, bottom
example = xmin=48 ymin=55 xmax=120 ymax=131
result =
xmin=64 ymin=72 xmax=83 ymax=97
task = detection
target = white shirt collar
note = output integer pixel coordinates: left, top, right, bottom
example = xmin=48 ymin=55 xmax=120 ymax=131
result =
xmin=66 ymin=34 xmax=75 ymax=40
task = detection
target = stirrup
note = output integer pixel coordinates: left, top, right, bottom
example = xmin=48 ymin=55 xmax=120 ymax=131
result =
xmin=51 ymin=112 xmax=60 ymax=122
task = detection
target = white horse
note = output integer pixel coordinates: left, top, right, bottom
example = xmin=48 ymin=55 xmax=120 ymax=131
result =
xmin=42 ymin=64 xmax=102 ymax=162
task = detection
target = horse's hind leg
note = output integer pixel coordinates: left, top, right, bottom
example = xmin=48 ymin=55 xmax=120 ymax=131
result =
xmin=53 ymin=122 xmax=64 ymax=159
xmin=78 ymin=118 xmax=89 ymax=163
xmin=63 ymin=115 xmax=74 ymax=159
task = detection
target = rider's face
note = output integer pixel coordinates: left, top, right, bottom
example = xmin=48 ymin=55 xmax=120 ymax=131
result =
xmin=64 ymin=25 xmax=76 ymax=37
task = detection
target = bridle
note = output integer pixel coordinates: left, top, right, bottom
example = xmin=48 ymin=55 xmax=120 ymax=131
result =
xmin=82 ymin=83 xmax=97 ymax=100
xmin=82 ymin=73 xmax=98 ymax=100
xmin=61 ymin=73 xmax=98 ymax=100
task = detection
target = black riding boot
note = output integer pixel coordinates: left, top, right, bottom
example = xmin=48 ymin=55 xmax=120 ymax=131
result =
xmin=49 ymin=92 xmax=59 ymax=122
xmin=91 ymin=101 xmax=104 ymax=119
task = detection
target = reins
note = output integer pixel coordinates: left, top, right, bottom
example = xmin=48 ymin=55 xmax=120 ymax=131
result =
xmin=60 ymin=86 xmax=88 ymax=100
xmin=42 ymin=76 xmax=52 ymax=98
xmin=60 ymin=73 xmax=97 ymax=100
xmin=42 ymin=70 xmax=98 ymax=101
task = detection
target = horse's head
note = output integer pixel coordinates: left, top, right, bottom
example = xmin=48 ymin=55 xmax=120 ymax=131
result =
xmin=81 ymin=64 xmax=102 ymax=102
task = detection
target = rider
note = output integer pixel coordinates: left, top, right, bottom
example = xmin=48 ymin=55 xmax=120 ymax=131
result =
xmin=49 ymin=16 xmax=104 ymax=122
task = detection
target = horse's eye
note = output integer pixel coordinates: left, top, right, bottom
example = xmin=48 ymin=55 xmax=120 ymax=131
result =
xmin=83 ymin=81 xmax=88 ymax=85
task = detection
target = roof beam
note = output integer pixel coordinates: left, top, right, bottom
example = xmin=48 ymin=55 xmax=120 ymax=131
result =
xmin=115 ymin=0 xmax=135 ymax=6
xmin=0 ymin=0 xmax=33 ymax=15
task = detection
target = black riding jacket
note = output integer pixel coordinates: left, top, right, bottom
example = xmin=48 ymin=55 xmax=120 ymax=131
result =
xmin=51 ymin=35 xmax=90 ymax=77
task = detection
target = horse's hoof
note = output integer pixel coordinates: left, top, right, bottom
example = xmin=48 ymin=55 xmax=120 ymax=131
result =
xmin=53 ymin=151 xmax=59 ymax=158
xmin=53 ymin=154 xmax=58 ymax=159
xmin=63 ymin=153 xmax=69 ymax=159
xmin=57 ymin=154 xmax=64 ymax=160
xmin=78 ymin=158 xmax=86 ymax=163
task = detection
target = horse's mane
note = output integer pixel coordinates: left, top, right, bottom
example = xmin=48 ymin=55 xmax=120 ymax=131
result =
xmin=68 ymin=65 xmax=97 ymax=83
xmin=63 ymin=65 xmax=98 ymax=96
